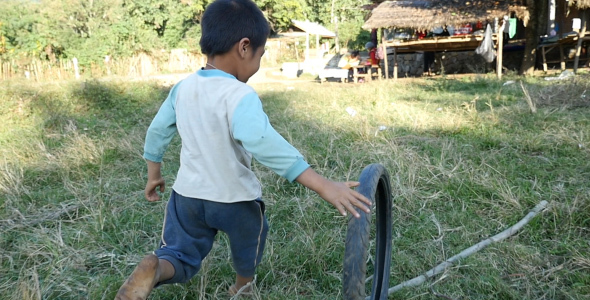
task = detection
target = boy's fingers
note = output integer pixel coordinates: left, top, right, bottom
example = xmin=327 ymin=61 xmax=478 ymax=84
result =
xmin=356 ymin=199 xmax=371 ymax=213
xmin=350 ymin=197 xmax=371 ymax=214
xmin=344 ymin=181 xmax=360 ymax=188
xmin=145 ymin=192 xmax=158 ymax=202
xmin=345 ymin=202 xmax=361 ymax=218
xmin=352 ymin=190 xmax=372 ymax=206
xmin=342 ymin=182 xmax=371 ymax=206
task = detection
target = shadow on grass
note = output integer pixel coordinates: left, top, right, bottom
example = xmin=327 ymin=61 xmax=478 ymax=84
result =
xmin=2 ymin=75 xmax=590 ymax=299
xmin=0 ymin=78 xmax=172 ymax=220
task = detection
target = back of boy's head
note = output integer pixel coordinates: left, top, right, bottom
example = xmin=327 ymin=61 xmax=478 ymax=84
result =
xmin=200 ymin=0 xmax=270 ymax=56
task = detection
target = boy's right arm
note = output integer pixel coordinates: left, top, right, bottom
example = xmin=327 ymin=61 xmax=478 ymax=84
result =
xmin=145 ymin=160 xmax=165 ymax=202
xmin=143 ymin=82 xmax=181 ymax=201
xmin=143 ymin=83 xmax=180 ymax=163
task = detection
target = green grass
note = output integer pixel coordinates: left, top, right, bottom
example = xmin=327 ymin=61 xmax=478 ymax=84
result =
xmin=1 ymin=73 xmax=590 ymax=300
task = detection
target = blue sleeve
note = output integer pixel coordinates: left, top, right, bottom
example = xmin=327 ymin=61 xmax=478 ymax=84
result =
xmin=232 ymin=93 xmax=310 ymax=182
xmin=143 ymin=82 xmax=181 ymax=162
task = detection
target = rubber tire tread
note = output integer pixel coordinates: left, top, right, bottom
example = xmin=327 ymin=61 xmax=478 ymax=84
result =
xmin=342 ymin=164 xmax=393 ymax=300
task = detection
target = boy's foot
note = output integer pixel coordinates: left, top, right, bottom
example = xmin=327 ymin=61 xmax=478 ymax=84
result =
xmin=115 ymin=254 xmax=160 ymax=300
xmin=228 ymin=284 xmax=253 ymax=297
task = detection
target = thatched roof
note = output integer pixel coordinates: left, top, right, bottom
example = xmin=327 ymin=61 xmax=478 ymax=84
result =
xmin=363 ymin=0 xmax=528 ymax=30
xmin=291 ymin=20 xmax=336 ymax=38
xmin=571 ymin=0 xmax=590 ymax=9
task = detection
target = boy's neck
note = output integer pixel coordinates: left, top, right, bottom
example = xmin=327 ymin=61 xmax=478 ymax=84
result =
xmin=205 ymin=53 xmax=239 ymax=78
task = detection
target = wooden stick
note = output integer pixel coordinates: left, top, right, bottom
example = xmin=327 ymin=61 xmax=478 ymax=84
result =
xmin=0 ymin=202 xmax=81 ymax=232
xmin=375 ymin=200 xmax=548 ymax=298
xmin=520 ymin=81 xmax=536 ymax=114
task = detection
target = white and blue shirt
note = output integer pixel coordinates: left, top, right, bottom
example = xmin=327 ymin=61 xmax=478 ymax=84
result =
xmin=143 ymin=69 xmax=310 ymax=203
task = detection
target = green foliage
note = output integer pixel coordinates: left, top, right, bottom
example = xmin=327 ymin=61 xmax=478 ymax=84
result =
xmin=254 ymin=0 xmax=306 ymax=32
xmin=0 ymin=1 xmax=42 ymax=57
xmin=0 ymin=0 xmax=206 ymax=64
xmin=121 ymin=0 xmax=205 ymax=49
xmin=301 ymin=0 xmax=373 ymax=50
xmin=0 ymin=0 xmax=372 ymax=65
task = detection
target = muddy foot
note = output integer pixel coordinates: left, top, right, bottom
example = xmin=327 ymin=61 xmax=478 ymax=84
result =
xmin=115 ymin=254 xmax=159 ymax=300
xmin=229 ymin=284 xmax=253 ymax=298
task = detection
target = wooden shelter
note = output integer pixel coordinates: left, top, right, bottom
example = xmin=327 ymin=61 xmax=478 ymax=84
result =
xmin=363 ymin=0 xmax=528 ymax=79
xmin=538 ymin=0 xmax=590 ymax=72
xmin=363 ymin=0 xmax=528 ymax=30
xmin=567 ymin=0 xmax=589 ymax=72
xmin=286 ymin=20 xmax=336 ymax=61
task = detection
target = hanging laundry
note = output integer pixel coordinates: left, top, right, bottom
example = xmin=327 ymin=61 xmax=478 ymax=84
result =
xmin=475 ymin=24 xmax=496 ymax=63
xmin=509 ymin=18 xmax=517 ymax=38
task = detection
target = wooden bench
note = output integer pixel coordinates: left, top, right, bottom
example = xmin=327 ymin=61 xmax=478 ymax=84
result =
xmin=539 ymin=33 xmax=590 ymax=72
xmin=369 ymin=64 xmax=382 ymax=80
xmin=352 ymin=65 xmax=371 ymax=83
xmin=352 ymin=65 xmax=382 ymax=83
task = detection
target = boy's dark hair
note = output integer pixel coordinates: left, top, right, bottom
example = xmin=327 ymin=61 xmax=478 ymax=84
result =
xmin=200 ymin=0 xmax=270 ymax=56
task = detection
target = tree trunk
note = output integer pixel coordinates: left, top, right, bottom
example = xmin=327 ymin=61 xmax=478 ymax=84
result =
xmin=520 ymin=0 xmax=548 ymax=75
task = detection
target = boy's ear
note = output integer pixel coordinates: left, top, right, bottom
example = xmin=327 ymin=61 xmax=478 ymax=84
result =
xmin=238 ymin=38 xmax=251 ymax=58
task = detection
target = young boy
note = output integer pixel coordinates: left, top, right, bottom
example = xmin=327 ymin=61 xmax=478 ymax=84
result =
xmin=114 ymin=0 xmax=371 ymax=299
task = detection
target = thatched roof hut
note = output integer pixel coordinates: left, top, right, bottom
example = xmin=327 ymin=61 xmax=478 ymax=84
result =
xmin=363 ymin=0 xmax=528 ymax=30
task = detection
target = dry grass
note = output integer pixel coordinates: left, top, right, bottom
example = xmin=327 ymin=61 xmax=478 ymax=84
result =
xmin=1 ymin=73 xmax=589 ymax=299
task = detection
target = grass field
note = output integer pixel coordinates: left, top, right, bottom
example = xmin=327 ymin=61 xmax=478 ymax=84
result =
xmin=1 ymin=73 xmax=589 ymax=300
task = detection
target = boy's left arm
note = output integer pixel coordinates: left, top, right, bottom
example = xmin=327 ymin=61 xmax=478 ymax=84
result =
xmin=232 ymin=93 xmax=371 ymax=218
xmin=295 ymin=168 xmax=371 ymax=218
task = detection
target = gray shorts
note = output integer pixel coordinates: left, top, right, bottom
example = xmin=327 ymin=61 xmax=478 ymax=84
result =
xmin=155 ymin=189 xmax=268 ymax=285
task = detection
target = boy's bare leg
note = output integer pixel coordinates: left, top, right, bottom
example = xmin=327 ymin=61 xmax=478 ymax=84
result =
xmin=229 ymin=274 xmax=254 ymax=296
xmin=115 ymin=254 xmax=174 ymax=300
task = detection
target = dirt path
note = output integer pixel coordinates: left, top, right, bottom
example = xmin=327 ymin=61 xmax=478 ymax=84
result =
xmin=142 ymin=67 xmax=306 ymax=86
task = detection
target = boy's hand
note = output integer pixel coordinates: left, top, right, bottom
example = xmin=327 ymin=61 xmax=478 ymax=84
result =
xmin=295 ymin=168 xmax=372 ymax=218
xmin=145 ymin=160 xmax=165 ymax=202
xmin=317 ymin=181 xmax=371 ymax=218
xmin=145 ymin=177 xmax=166 ymax=202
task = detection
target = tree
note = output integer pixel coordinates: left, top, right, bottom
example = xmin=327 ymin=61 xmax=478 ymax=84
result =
xmin=34 ymin=0 xmax=127 ymax=64
xmin=332 ymin=0 xmax=372 ymax=49
xmin=0 ymin=0 xmax=372 ymax=65
xmin=281 ymin=0 xmax=370 ymax=50
xmin=520 ymin=0 xmax=548 ymax=75
xmin=122 ymin=0 xmax=208 ymax=49
xmin=0 ymin=1 xmax=42 ymax=59
xmin=254 ymin=0 xmax=306 ymax=32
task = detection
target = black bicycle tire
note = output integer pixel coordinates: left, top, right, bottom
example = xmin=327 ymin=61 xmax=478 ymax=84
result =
xmin=342 ymin=164 xmax=393 ymax=300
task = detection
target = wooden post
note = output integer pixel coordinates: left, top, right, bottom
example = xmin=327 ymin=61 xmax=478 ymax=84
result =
xmin=574 ymin=12 xmax=587 ymax=73
xmin=541 ymin=45 xmax=549 ymax=72
xmin=73 ymin=57 xmax=80 ymax=80
xmin=393 ymin=47 xmax=398 ymax=80
xmin=497 ymin=21 xmax=505 ymax=79
xmin=334 ymin=17 xmax=340 ymax=54
xmin=305 ymin=33 xmax=310 ymax=62
xmin=559 ymin=44 xmax=566 ymax=70
xmin=316 ymin=34 xmax=320 ymax=57
xmin=381 ymin=29 xmax=389 ymax=79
